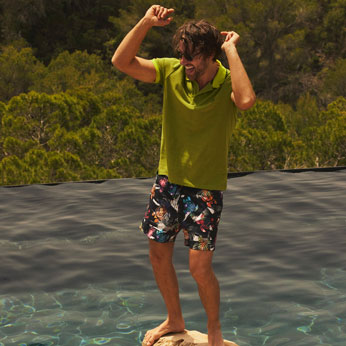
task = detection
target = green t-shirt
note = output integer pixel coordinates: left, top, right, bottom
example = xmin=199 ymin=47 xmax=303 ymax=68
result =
xmin=153 ymin=57 xmax=237 ymax=191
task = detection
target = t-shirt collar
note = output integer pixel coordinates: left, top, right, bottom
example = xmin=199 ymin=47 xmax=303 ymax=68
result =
xmin=185 ymin=60 xmax=226 ymax=89
xmin=212 ymin=60 xmax=227 ymax=89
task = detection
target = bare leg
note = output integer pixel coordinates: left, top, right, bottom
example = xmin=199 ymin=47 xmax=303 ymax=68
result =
xmin=189 ymin=249 xmax=224 ymax=346
xmin=143 ymin=240 xmax=185 ymax=346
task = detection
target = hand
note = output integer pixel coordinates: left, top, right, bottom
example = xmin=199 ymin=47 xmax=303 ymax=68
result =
xmin=144 ymin=5 xmax=174 ymax=27
xmin=221 ymin=31 xmax=240 ymax=50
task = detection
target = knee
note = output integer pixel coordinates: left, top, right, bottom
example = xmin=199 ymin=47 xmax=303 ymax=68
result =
xmin=189 ymin=261 xmax=213 ymax=285
xmin=149 ymin=242 xmax=173 ymax=267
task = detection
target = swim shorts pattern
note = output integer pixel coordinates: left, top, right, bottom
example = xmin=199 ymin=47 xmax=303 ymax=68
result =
xmin=140 ymin=175 xmax=223 ymax=251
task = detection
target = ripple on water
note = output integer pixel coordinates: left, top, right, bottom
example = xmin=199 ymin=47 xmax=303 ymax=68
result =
xmin=0 ymin=171 xmax=345 ymax=345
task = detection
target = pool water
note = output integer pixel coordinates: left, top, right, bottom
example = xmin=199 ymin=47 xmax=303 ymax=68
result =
xmin=0 ymin=170 xmax=345 ymax=345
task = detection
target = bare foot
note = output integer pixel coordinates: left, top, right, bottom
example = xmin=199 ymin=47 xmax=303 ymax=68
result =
xmin=208 ymin=321 xmax=224 ymax=346
xmin=142 ymin=318 xmax=185 ymax=346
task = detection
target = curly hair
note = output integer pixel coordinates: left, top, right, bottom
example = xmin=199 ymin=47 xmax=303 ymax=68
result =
xmin=172 ymin=20 xmax=223 ymax=61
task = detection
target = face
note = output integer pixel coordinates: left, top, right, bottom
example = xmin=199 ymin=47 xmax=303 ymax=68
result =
xmin=178 ymin=41 xmax=213 ymax=82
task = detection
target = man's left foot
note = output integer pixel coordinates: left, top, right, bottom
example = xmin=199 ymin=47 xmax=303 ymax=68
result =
xmin=142 ymin=318 xmax=185 ymax=345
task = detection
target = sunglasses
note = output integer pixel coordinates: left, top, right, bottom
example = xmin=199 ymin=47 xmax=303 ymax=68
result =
xmin=177 ymin=51 xmax=200 ymax=61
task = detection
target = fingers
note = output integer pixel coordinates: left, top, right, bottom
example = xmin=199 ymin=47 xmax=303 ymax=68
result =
xmin=221 ymin=31 xmax=240 ymax=46
xmin=221 ymin=31 xmax=238 ymax=39
xmin=152 ymin=5 xmax=174 ymax=20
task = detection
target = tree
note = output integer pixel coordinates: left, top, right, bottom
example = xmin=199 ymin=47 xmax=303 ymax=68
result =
xmin=0 ymin=155 xmax=30 ymax=185
xmin=114 ymin=115 xmax=161 ymax=177
xmin=318 ymin=0 xmax=346 ymax=58
xmin=316 ymin=96 xmax=346 ymax=167
xmin=0 ymin=45 xmax=45 ymax=101
xmin=108 ymin=0 xmax=195 ymax=61
xmin=0 ymin=0 xmax=45 ymax=44
xmin=1 ymin=0 xmax=346 ymax=185
xmin=193 ymin=0 xmax=345 ymax=105
xmin=90 ymin=104 xmax=140 ymax=169
xmin=0 ymin=0 xmax=129 ymax=62
xmin=320 ymin=58 xmax=346 ymax=103
xmin=287 ymin=93 xmax=320 ymax=137
xmin=32 ymin=50 xmax=115 ymax=95
xmin=0 ymin=148 xmax=119 ymax=186
xmin=0 ymin=100 xmax=5 ymax=122
xmin=229 ymin=100 xmax=294 ymax=171
xmin=312 ymin=116 xmax=346 ymax=167
xmin=4 ymin=91 xmax=85 ymax=146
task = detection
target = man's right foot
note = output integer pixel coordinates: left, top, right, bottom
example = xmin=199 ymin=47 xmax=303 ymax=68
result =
xmin=142 ymin=318 xmax=185 ymax=346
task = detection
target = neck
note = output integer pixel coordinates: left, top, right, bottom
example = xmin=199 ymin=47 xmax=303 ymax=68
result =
xmin=196 ymin=61 xmax=219 ymax=90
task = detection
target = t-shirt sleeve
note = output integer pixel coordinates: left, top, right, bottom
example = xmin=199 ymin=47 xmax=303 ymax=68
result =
xmin=152 ymin=58 xmax=163 ymax=84
xmin=152 ymin=58 xmax=181 ymax=85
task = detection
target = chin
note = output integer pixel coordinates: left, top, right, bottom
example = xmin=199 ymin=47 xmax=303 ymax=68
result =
xmin=186 ymin=72 xmax=196 ymax=80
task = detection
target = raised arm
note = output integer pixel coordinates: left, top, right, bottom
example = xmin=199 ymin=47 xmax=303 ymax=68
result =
xmin=111 ymin=5 xmax=174 ymax=83
xmin=221 ymin=31 xmax=256 ymax=110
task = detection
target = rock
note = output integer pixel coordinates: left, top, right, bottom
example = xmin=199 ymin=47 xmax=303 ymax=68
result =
xmin=142 ymin=330 xmax=239 ymax=346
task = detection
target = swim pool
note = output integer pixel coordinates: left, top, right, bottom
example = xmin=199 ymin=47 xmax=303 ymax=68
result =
xmin=0 ymin=170 xmax=345 ymax=345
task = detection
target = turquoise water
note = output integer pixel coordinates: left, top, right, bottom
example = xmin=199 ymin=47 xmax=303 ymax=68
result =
xmin=0 ymin=170 xmax=345 ymax=345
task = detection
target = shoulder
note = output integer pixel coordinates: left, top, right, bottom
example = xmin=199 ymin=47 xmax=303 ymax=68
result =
xmin=153 ymin=57 xmax=180 ymax=69
xmin=152 ymin=58 xmax=182 ymax=83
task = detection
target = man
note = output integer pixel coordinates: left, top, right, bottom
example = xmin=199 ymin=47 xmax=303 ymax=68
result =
xmin=112 ymin=5 xmax=255 ymax=346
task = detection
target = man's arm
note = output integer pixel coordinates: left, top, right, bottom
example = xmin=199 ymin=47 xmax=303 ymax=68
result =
xmin=221 ymin=31 xmax=256 ymax=110
xmin=111 ymin=5 xmax=174 ymax=83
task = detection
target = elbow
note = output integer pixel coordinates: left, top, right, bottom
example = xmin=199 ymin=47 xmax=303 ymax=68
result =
xmin=111 ymin=55 xmax=116 ymax=67
xmin=111 ymin=54 xmax=122 ymax=71
xmin=236 ymin=92 xmax=256 ymax=110
xmin=111 ymin=52 xmax=128 ymax=73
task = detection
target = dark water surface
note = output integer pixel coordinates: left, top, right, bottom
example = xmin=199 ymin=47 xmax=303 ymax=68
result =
xmin=0 ymin=170 xmax=345 ymax=345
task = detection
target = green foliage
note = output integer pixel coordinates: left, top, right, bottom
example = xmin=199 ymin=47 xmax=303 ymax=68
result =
xmin=320 ymin=58 xmax=346 ymax=102
xmin=32 ymin=50 xmax=112 ymax=94
xmin=4 ymin=91 xmax=84 ymax=143
xmin=190 ymin=0 xmax=345 ymax=104
xmin=90 ymin=104 xmax=140 ymax=168
xmin=238 ymin=100 xmax=287 ymax=132
xmin=311 ymin=97 xmax=346 ymax=166
xmin=284 ymin=95 xmax=346 ymax=168
xmin=0 ymin=45 xmax=45 ymax=101
xmin=312 ymin=115 xmax=346 ymax=167
xmin=229 ymin=101 xmax=293 ymax=171
xmin=1 ymin=90 xmax=345 ymax=185
xmin=0 ymin=0 xmax=129 ymax=62
xmin=108 ymin=0 xmax=187 ymax=60
xmin=228 ymin=96 xmax=346 ymax=172
xmin=0 ymin=1 xmax=345 ymax=185
xmin=1 ymin=0 xmax=345 ymax=106
xmin=291 ymin=93 xmax=321 ymax=137
xmin=3 ymin=137 xmax=36 ymax=158
xmin=0 ymin=149 xmax=119 ymax=185
xmin=319 ymin=0 xmax=346 ymax=57
xmin=114 ymin=115 xmax=161 ymax=177
xmin=321 ymin=97 xmax=346 ymax=122
xmin=0 ymin=89 xmax=162 ymax=185
xmin=0 ymin=101 xmax=5 ymax=122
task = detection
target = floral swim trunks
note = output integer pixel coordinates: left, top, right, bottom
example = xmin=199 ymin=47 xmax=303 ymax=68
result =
xmin=140 ymin=175 xmax=223 ymax=251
